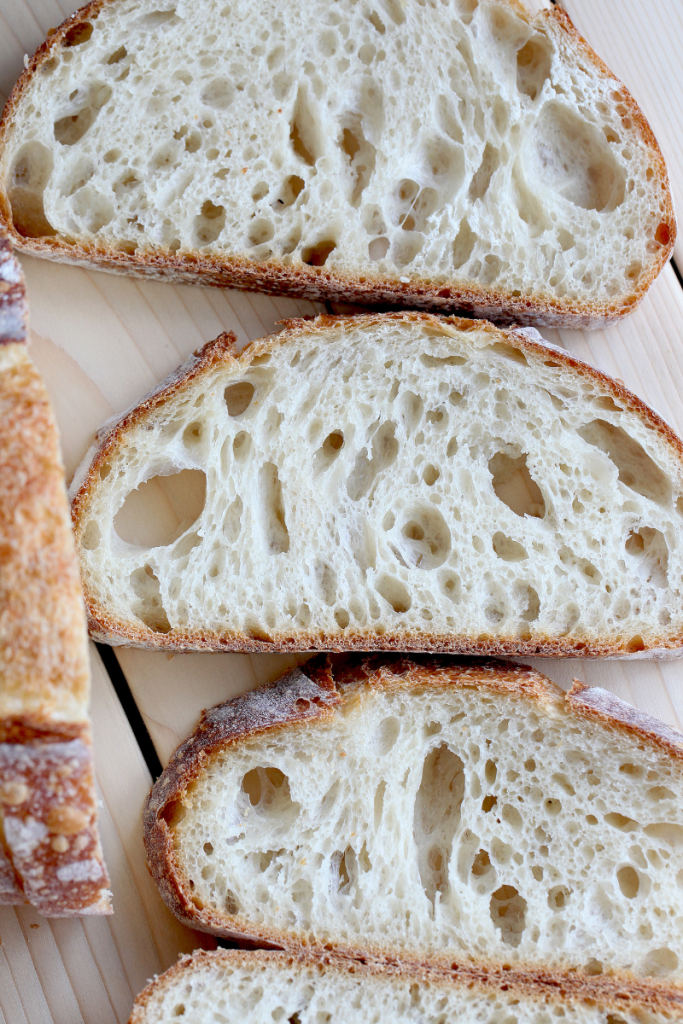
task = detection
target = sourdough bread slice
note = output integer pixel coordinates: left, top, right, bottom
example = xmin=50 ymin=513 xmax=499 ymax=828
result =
xmin=71 ymin=313 xmax=683 ymax=657
xmin=144 ymin=656 xmax=683 ymax=990
xmin=0 ymin=0 xmax=675 ymax=328
xmin=128 ymin=949 xmax=683 ymax=1024
xmin=0 ymin=228 xmax=110 ymax=915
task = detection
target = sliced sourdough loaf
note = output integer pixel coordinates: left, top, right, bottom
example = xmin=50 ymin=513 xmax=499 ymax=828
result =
xmin=0 ymin=0 xmax=675 ymax=327
xmin=0 ymin=228 xmax=110 ymax=915
xmin=71 ymin=313 xmax=683 ymax=657
xmin=128 ymin=949 xmax=683 ymax=1024
xmin=144 ymin=656 xmax=683 ymax=991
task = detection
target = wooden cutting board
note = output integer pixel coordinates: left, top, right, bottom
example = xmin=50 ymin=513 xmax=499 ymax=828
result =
xmin=1 ymin=1 xmax=683 ymax=1020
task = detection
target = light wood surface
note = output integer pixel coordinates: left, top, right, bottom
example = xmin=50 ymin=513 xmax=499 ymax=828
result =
xmin=0 ymin=648 xmax=207 ymax=1024
xmin=2 ymin=1 xmax=683 ymax=1021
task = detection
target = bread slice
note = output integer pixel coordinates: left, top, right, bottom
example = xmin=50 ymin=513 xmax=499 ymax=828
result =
xmin=144 ymin=656 xmax=683 ymax=994
xmin=0 ymin=0 xmax=675 ymax=328
xmin=0 ymin=228 xmax=110 ymax=915
xmin=70 ymin=312 xmax=683 ymax=657
xmin=128 ymin=949 xmax=683 ymax=1024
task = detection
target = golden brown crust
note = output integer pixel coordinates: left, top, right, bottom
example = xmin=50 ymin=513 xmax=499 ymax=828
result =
xmin=141 ymin=659 xmax=683 ymax=1013
xmin=0 ymin=3 xmax=675 ymax=329
xmin=72 ymin=312 xmax=683 ymax=658
xmin=0 ymin=228 xmax=110 ymax=914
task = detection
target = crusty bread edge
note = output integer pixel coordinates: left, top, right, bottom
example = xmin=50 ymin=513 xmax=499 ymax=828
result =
xmin=128 ymin=949 xmax=683 ymax=1024
xmin=141 ymin=657 xmax=683 ymax=1011
xmin=0 ymin=2 xmax=675 ymax=329
xmin=0 ymin=227 xmax=111 ymax=915
xmin=71 ymin=311 xmax=683 ymax=658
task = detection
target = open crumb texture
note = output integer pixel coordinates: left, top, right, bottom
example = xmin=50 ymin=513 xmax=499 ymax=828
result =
xmin=143 ymin=657 xmax=683 ymax=1004
xmin=0 ymin=0 xmax=675 ymax=326
xmin=71 ymin=313 xmax=683 ymax=657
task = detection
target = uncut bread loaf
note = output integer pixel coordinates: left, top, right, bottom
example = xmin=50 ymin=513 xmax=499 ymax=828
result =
xmin=144 ymin=656 xmax=683 ymax=993
xmin=128 ymin=949 xmax=683 ymax=1024
xmin=0 ymin=228 xmax=110 ymax=915
xmin=0 ymin=0 xmax=675 ymax=328
xmin=70 ymin=313 xmax=683 ymax=657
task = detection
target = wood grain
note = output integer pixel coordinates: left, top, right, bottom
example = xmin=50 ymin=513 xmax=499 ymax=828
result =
xmin=2 ymin=1 xmax=683 ymax=1020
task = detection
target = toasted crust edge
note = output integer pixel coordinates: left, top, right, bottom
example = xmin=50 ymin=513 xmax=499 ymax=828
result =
xmin=71 ymin=311 xmax=683 ymax=658
xmin=128 ymin=949 xmax=683 ymax=1023
xmin=0 ymin=2 xmax=675 ymax=329
xmin=141 ymin=657 xmax=683 ymax=1010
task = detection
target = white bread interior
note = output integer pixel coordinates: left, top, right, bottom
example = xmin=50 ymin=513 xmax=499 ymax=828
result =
xmin=0 ymin=0 xmax=674 ymax=323
xmin=71 ymin=315 xmax=683 ymax=655
xmin=164 ymin=663 xmax=683 ymax=982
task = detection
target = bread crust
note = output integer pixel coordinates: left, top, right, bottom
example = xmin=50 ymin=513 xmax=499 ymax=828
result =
xmin=0 ymin=228 xmax=110 ymax=915
xmin=128 ymin=949 xmax=683 ymax=1023
xmin=0 ymin=2 xmax=675 ymax=329
xmin=142 ymin=657 xmax=683 ymax=1012
xmin=71 ymin=311 xmax=683 ymax=658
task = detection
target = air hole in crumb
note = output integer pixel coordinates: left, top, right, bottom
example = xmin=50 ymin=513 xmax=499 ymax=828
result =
xmin=548 ymin=885 xmax=571 ymax=910
xmin=81 ymin=520 xmax=101 ymax=550
xmin=115 ymin=469 xmax=206 ymax=548
xmin=423 ymin=464 xmax=440 ymax=486
xmin=413 ymin=745 xmax=464 ymax=908
xmin=492 ymin=532 xmax=527 ymax=561
xmin=490 ymin=885 xmax=527 ymax=946
xmin=578 ymin=419 xmax=671 ymax=504
xmin=369 ymin=236 xmax=390 ymax=260
xmin=290 ymin=86 xmax=322 ymax=166
xmin=301 ymin=239 xmax=336 ymax=266
xmin=516 ymin=35 xmax=551 ymax=100
xmin=617 ymin=865 xmax=639 ymax=899
xmin=106 ymin=45 xmax=127 ymax=64
xmin=129 ymin=565 xmax=171 ymax=632
xmin=241 ymin=767 xmax=297 ymax=822
xmin=275 ymin=175 xmax=305 ymax=208
xmin=398 ymin=505 xmax=451 ymax=569
xmin=64 ymin=22 xmax=94 ymax=46
xmin=54 ymin=82 xmax=112 ymax=145
xmin=375 ymin=575 xmax=411 ymax=613
xmin=625 ymin=527 xmax=668 ymax=588
xmin=248 ymin=218 xmax=274 ymax=246
xmin=201 ymin=77 xmax=235 ymax=110
xmin=8 ymin=141 xmax=56 ymax=236
xmin=489 ymin=451 xmax=546 ymax=518
xmin=334 ymin=608 xmax=350 ymax=629
xmin=259 ymin=463 xmax=289 ymax=554
xmin=193 ymin=199 xmax=225 ymax=245
xmin=225 ymin=381 xmax=255 ymax=416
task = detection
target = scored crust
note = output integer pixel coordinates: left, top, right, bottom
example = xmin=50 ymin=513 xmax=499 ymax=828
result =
xmin=128 ymin=949 xmax=683 ymax=1024
xmin=0 ymin=228 xmax=110 ymax=915
xmin=142 ymin=657 xmax=683 ymax=1013
xmin=71 ymin=310 xmax=683 ymax=658
xmin=0 ymin=2 xmax=675 ymax=329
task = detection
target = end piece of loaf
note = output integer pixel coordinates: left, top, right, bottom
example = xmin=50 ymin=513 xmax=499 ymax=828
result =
xmin=144 ymin=656 xmax=683 ymax=998
xmin=0 ymin=0 xmax=675 ymax=327
xmin=0 ymin=229 xmax=110 ymax=915
xmin=71 ymin=313 xmax=683 ymax=657
xmin=128 ymin=949 xmax=683 ymax=1024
